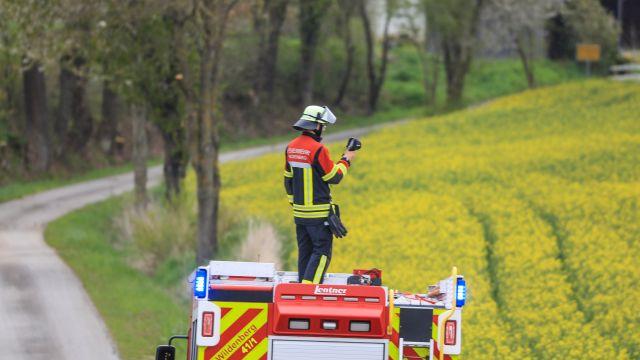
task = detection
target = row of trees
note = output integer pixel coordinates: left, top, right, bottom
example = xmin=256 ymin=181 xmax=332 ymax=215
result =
xmin=0 ymin=0 xmax=619 ymax=263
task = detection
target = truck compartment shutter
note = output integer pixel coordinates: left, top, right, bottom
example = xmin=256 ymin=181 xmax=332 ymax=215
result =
xmin=270 ymin=338 xmax=387 ymax=360
xmin=399 ymin=308 xmax=433 ymax=343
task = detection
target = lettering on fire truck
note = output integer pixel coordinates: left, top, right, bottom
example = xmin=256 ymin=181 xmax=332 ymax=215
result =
xmin=214 ymin=324 xmax=258 ymax=360
xmin=313 ymin=286 xmax=347 ymax=295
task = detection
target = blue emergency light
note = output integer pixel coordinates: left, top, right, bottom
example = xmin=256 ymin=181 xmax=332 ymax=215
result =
xmin=194 ymin=267 xmax=208 ymax=299
xmin=456 ymin=277 xmax=466 ymax=307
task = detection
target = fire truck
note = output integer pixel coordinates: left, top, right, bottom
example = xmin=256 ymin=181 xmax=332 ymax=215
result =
xmin=156 ymin=261 xmax=467 ymax=360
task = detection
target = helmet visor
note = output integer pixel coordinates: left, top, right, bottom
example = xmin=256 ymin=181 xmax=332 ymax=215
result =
xmin=297 ymin=105 xmax=337 ymax=126
xmin=319 ymin=106 xmax=337 ymax=124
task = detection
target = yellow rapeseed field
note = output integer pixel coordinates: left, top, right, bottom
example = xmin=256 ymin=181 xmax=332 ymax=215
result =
xmin=214 ymin=80 xmax=639 ymax=358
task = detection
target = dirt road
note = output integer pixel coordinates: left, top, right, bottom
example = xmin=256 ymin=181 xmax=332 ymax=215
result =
xmin=0 ymin=125 xmax=384 ymax=359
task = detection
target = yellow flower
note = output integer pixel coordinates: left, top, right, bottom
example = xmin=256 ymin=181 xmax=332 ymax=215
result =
xmin=219 ymin=80 xmax=640 ymax=359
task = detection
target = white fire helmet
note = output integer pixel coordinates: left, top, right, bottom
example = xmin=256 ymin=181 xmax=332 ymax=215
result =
xmin=292 ymin=105 xmax=337 ymax=131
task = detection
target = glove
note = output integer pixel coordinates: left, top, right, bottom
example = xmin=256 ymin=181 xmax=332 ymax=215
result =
xmin=327 ymin=204 xmax=348 ymax=238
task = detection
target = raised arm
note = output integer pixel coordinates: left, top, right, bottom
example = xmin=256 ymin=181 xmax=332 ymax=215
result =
xmin=317 ymin=146 xmax=350 ymax=185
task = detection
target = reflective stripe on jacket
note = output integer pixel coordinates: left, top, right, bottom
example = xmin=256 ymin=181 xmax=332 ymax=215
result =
xmin=284 ymin=133 xmax=350 ymax=224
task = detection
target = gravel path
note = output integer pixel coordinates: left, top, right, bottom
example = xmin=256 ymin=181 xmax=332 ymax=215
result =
xmin=0 ymin=124 xmax=391 ymax=359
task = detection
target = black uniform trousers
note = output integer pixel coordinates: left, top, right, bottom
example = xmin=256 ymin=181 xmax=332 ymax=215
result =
xmin=296 ymin=223 xmax=333 ymax=283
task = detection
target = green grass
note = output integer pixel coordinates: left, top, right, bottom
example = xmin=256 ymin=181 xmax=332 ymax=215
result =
xmin=382 ymin=46 xmax=583 ymax=110
xmin=44 ymin=184 xmax=251 ymax=359
xmin=463 ymin=58 xmax=583 ymax=103
xmin=44 ymin=196 xmax=190 ymax=360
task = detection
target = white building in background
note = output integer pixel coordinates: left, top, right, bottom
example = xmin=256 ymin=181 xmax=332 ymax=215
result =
xmin=368 ymin=0 xmax=424 ymax=39
xmin=368 ymin=0 xmax=547 ymax=59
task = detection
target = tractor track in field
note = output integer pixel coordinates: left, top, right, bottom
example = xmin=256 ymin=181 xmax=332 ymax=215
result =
xmin=469 ymin=211 xmax=502 ymax=311
xmin=467 ymin=208 xmax=543 ymax=358
xmin=522 ymin=198 xmax=629 ymax=354
xmin=517 ymin=195 xmax=594 ymax=324
xmin=0 ymin=124 xmax=389 ymax=360
xmin=534 ymin=209 xmax=592 ymax=320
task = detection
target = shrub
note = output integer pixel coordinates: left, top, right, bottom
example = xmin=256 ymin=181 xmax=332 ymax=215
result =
xmin=563 ymin=0 xmax=621 ymax=69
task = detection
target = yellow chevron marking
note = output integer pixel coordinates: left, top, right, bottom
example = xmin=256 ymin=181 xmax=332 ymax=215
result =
xmin=432 ymin=308 xmax=445 ymax=342
xmin=219 ymin=307 xmax=248 ymax=334
xmin=414 ymin=347 xmax=429 ymax=357
xmin=210 ymin=310 xmax=267 ymax=360
xmin=216 ymin=302 xmax=267 ymax=333
xmin=390 ymin=305 xmax=401 ymax=359
xmin=392 ymin=307 xmax=400 ymax=331
xmin=389 ymin=342 xmax=399 ymax=360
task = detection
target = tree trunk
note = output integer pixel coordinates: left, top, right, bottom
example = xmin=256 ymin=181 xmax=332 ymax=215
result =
xmin=359 ymin=0 xmax=392 ymax=114
xmin=413 ymin=39 xmax=440 ymax=106
xmin=333 ymin=0 xmax=355 ymax=107
xmin=298 ymin=0 xmax=329 ymax=105
xmin=192 ymin=0 xmax=237 ymax=265
xmin=1 ymin=63 xmax=19 ymax=133
xmin=428 ymin=55 xmax=439 ymax=104
xmin=97 ymin=82 xmax=122 ymax=156
xmin=23 ymin=61 xmax=51 ymax=173
xmin=160 ymin=125 xmax=186 ymax=199
xmin=131 ymin=104 xmax=148 ymax=210
xmin=255 ymin=0 xmax=288 ymax=99
xmin=515 ymin=31 xmax=536 ymax=88
xmin=60 ymin=57 xmax=93 ymax=154
xmin=1 ymin=64 xmax=22 ymax=168
xmin=413 ymin=8 xmax=439 ymax=106
xmin=439 ymin=0 xmax=485 ymax=106
xmin=442 ymin=38 xmax=471 ymax=105
xmin=194 ymin=52 xmax=221 ymax=265
xmin=56 ymin=66 xmax=73 ymax=157
xmin=360 ymin=0 xmax=376 ymax=114
xmin=171 ymin=7 xmax=197 ymax=197
xmin=149 ymin=12 xmax=189 ymax=200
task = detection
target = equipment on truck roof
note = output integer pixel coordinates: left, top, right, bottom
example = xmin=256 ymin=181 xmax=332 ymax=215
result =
xmin=156 ymin=261 xmax=467 ymax=360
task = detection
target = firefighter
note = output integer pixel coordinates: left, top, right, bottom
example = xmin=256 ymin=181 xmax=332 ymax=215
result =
xmin=284 ymin=105 xmax=356 ymax=284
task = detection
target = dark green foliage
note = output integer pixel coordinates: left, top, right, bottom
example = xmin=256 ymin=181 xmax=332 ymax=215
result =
xmin=562 ymin=0 xmax=621 ymax=70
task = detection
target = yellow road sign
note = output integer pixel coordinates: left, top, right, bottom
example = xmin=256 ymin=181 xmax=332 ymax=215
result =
xmin=576 ymin=44 xmax=601 ymax=62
